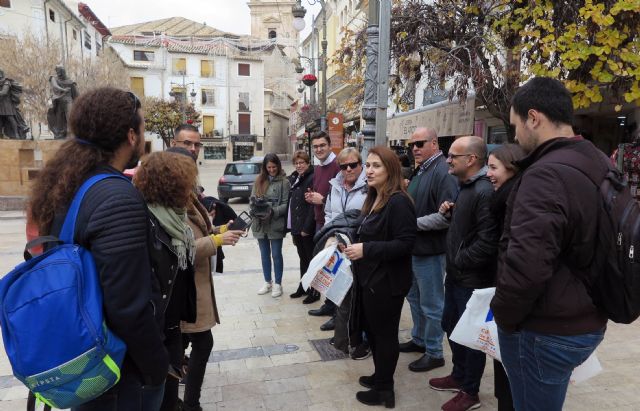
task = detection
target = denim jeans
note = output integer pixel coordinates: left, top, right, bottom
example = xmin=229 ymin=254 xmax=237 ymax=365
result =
xmin=406 ymin=254 xmax=446 ymax=358
xmin=498 ymin=327 xmax=604 ymax=411
xmin=72 ymin=369 xmax=165 ymax=411
xmin=442 ymin=283 xmax=486 ymax=395
xmin=257 ymin=238 xmax=284 ymax=284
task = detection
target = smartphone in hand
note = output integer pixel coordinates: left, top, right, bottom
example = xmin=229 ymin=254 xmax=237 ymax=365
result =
xmin=228 ymin=211 xmax=253 ymax=231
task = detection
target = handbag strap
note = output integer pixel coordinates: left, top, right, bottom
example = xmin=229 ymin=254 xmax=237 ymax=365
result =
xmin=59 ymin=173 xmax=130 ymax=244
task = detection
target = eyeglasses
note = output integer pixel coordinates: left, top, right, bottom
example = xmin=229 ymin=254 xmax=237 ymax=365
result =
xmin=312 ymin=143 xmax=328 ymax=150
xmin=126 ymin=91 xmax=140 ymax=117
xmin=447 ymin=153 xmax=474 ymax=160
xmin=408 ymin=139 xmax=432 ymax=150
xmin=175 ymin=139 xmax=204 ymax=149
xmin=339 ymin=161 xmax=360 ymax=171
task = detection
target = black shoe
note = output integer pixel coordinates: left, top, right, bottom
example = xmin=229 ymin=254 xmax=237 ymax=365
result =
xmin=351 ymin=343 xmax=372 ymax=360
xmin=356 ymin=389 xmax=395 ymax=408
xmin=302 ymin=291 xmax=320 ymax=304
xmin=329 ymin=337 xmax=335 ymax=346
xmin=398 ymin=340 xmax=426 ymax=353
xmin=358 ymin=374 xmax=375 ymax=389
xmin=289 ymin=288 xmax=306 ymax=298
xmin=408 ymin=354 xmax=445 ymax=372
xmin=308 ymin=303 xmax=335 ymax=317
xmin=320 ymin=317 xmax=335 ymax=331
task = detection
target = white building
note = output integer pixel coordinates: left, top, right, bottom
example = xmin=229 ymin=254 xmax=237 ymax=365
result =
xmin=108 ymin=17 xmax=268 ymax=161
xmin=0 ymin=0 xmax=107 ymax=63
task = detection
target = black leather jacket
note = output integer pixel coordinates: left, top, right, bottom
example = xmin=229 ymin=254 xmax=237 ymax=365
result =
xmin=445 ymin=169 xmax=499 ymax=288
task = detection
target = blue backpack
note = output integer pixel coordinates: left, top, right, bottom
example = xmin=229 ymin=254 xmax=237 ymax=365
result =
xmin=0 ymin=174 xmax=127 ymax=409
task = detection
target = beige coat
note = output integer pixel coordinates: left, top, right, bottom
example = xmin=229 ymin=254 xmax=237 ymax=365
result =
xmin=181 ymin=197 xmax=220 ymax=333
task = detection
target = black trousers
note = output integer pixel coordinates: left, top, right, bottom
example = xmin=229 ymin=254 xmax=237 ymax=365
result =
xmin=183 ymin=330 xmax=213 ymax=408
xmin=360 ymin=280 xmax=405 ymax=391
xmin=160 ymin=326 xmax=183 ymax=411
xmin=442 ymin=283 xmax=486 ymax=395
xmin=292 ymin=234 xmax=314 ymax=286
xmin=494 ymin=359 xmax=515 ymax=411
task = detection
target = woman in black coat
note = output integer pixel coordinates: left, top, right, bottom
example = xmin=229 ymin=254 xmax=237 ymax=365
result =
xmin=487 ymin=144 xmax=526 ymax=411
xmin=343 ymin=146 xmax=416 ymax=408
xmin=287 ymin=150 xmax=320 ymax=303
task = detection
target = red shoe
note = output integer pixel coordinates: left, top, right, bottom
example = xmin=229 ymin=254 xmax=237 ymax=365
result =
xmin=428 ymin=374 xmax=462 ymax=392
xmin=441 ymin=391 xmax=481 ymax=411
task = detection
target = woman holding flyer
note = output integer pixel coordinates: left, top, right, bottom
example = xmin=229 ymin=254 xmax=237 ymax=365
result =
xmin=343 ymin=146 xmax=416 ymax=408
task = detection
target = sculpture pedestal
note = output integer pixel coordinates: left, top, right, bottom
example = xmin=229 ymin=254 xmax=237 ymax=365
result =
xmin=0 ymin=139 xmax=63 ymax=210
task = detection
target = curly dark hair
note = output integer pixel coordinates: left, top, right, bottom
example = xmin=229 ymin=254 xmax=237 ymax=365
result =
xmin=28 ymin=87 xmax=142 ymax=234
xmin=133 ymin=152 xmax=197 ymax=208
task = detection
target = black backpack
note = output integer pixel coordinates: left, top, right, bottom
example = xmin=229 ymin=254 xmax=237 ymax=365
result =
xmin=588 ymin=167 xmax=640 ymax=323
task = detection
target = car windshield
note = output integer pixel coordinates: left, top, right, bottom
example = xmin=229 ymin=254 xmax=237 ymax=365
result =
xmin=225 ymin=163 xmax=260 ymax=175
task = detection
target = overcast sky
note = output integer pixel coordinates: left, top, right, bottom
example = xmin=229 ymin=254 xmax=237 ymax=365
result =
xmin=85 ymin=0 xmax=320 ymax=38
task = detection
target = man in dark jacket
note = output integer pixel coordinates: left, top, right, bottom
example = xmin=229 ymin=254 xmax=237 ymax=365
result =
xmin=401 ymin=127 xmax=458 ymax=374
xmin=429 ymin=136 xmax=499 ymax=411
xmin=491 ymin=77 xmax=608 ymax=411
xmin=32 ymin=88 xmax=169 ymax=410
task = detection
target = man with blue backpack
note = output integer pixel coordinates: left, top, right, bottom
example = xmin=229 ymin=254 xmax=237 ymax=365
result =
xmin=5 ymin=88 xmax=170 ymax=410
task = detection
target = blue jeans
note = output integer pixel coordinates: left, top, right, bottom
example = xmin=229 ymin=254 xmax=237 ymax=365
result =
xmin=442 ymin=283 xmax=486 ymax=395
xmin=257 ymin=238 xmax=284 ymax=284
xmin=407 ymin=254 xmax=445 ymax=358
xmin=498 ymin=327 xmax=605 ymax=411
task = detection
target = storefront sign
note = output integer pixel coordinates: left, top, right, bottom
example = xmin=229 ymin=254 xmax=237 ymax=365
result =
xmin=388 ymin=97 xmax=475 ymax=140
xmin=327 ymin=112 xmax=344 ymax=153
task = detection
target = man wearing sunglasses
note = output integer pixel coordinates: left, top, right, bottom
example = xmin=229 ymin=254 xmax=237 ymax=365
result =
xmin=400 ymin=128 xmax=458 ymax=376
xmin=171 ymin=124 xmax=203 ymax=161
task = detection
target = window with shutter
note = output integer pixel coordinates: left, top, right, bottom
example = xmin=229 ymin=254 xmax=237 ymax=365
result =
xmin=130 ymin=77 xmax=145 ymax=98
xmin=239 ymin=114 xmax=251 ymax=134
xmin=201 ymin=89 xmax=215 ymax=106
xmin=173 ymin=58 xmax=186 ymax=75
xmin=239 ymin=92 xmax=250 ymax=111
xmin=203 ymin=116 xmax=215 ymax=138
xmin=201 ymin=60 xmax=214 ymax=78
xmin=238 ymin=63 xmax=250 ymax=76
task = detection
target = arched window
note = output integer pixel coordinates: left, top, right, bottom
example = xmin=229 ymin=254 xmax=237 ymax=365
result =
xmin=268 ymin=29 xmax=277 ymax=39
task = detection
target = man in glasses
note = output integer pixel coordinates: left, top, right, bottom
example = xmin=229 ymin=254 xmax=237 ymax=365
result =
xmin=400 ymin=128 xmax=458 ymax=376
xmin=171 ymin=124 xmax=203 ymax=161
xmin=429 ymin=136 xmax=499 ymax=411
xmin=305 ymin=131 xmax=341 ymax=317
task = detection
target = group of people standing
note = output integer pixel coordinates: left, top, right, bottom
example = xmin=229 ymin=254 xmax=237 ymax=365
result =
xmin=23 ymin=76 xmax=614 ymax=411
xmin=251 ymin=77 xmax=613 ymax=411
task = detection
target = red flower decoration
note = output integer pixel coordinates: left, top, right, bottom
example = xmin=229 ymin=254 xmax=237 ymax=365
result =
xmin=186 ymin=119 xmax=194 ymax=124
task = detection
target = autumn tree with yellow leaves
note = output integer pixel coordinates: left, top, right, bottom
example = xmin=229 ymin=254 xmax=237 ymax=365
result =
xmin=333 ymin=0 xmax=640 ymax=140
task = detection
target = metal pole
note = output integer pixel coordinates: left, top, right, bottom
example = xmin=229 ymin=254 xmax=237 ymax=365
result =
xmin=320 ymin=1 xmax=327 ymax=131
xmin=360 ymin=0 xmax=380 ymax=158
xmin=375 ymin=0 xmax=391 ymax=146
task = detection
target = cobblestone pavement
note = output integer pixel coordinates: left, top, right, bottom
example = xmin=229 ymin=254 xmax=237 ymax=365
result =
xmin=0 ymin=162 xmax=638 ymax=410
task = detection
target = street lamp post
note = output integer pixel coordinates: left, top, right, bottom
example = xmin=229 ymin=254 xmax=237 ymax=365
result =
xmin=292 ymin=0 xmax=327 ymax=132
xmin=169 ymin=74 xmax=197 ymax=122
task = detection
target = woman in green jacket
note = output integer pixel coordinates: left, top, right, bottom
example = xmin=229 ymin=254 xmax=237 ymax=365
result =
xmin=251 ymin=153 xmax=291 ymax=297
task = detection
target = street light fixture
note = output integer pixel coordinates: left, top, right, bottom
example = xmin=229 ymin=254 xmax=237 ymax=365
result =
xmin=292 ymin=0 xmax=327 ymax=132
xmin=169 ymin=80 xmax=197 ymax=122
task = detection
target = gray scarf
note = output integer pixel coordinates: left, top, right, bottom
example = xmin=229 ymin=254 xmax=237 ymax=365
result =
xmin=148 ymin=204 xmax=196 ymax=270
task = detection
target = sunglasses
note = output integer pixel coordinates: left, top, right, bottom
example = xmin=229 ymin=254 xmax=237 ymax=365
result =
xmin=408 ymin=139 xmax=432 ymax=150
xmin=126 ymin=91 xmax=141 ymax=117
xmin=339 ymin=161 xmax=360 ymax=171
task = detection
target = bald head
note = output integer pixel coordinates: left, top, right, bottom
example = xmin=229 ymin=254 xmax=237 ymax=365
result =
xmin=447 ymin=136 xmax=487 ymax=181
xmin=410 ymin=127 xmax=439 ymax=164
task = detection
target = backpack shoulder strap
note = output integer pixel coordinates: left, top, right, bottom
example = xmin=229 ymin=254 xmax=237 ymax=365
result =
xmin=59 ymin=174 xmax=130 ymax=244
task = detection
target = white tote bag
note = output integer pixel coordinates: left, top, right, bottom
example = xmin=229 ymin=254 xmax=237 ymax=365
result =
xmin=450 ymin=287 xmax=602 ymax=384
xmin=301 ymin=243 xmax=353 ymax=306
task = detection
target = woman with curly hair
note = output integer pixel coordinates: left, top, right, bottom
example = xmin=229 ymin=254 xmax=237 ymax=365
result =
xmin=133 ymin=151 xmax=200 ymax=411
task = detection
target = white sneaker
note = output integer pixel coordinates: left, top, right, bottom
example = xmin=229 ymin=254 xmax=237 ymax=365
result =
xmin=257 ymin=282 xmax=272 ymax=295
xmin=271 ymin=284 xmax=283 ymax=298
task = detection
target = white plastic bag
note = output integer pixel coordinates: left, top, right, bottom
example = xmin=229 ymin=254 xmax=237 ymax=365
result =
xmin=450 ymin=287 xmax=602 ymax=384
xmin=450 ymin=287 xmax=501 ymax=361
xmin=301 ymin=244 xmax=353 ymax=306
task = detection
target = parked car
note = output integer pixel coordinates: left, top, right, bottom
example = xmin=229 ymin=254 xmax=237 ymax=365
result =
xmin=217 ymin=160 xmax=262 ymax=202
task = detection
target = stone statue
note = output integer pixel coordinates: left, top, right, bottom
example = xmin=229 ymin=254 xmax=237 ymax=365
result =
xmin=47 ymin=65 xmax=78 ymax=139
xmin=0 ymin=69 xmax=29 ymax=139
